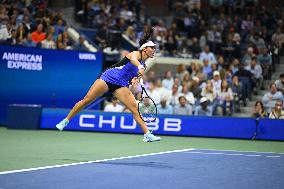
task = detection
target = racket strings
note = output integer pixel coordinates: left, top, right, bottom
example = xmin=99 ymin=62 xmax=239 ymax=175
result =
xmin=139 ymin=97 xmax=157 ymax=122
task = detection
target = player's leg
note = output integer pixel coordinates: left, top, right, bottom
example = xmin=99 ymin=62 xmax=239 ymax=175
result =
xmin=56 ymin=79 xmax=108 ymax=130
xmin=114 ymin=87 xmax=160 ymax=142
xmin=66 ymin=79 xmax=108 ymax=120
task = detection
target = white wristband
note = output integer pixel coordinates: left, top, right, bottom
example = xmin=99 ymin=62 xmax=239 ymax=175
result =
xmin=138 ymin=65 xmax=144 ymax=70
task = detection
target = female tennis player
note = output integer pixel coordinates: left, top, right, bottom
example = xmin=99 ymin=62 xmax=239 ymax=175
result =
xmin=56 ymin=28 xmax=160 ymax=142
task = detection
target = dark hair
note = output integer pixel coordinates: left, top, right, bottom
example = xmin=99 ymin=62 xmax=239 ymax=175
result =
xmin=280 ymin=73 xmax=284 ymax=78
xmin=139 ymin=27 xmax=154 ymax=47
xmin=255 ymin=100 xmax=264 ymax=110
xmin=251 ymin=56 xmax=257 ymax=61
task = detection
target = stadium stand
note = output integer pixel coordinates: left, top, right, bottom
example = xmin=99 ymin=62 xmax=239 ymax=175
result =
xmin=1 ymin=0 xmax=284 ymax=118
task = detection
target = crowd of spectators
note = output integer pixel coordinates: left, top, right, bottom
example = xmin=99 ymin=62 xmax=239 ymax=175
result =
xmin=1 ymin=0 xmax=284 ymax=118
xmin=97 ymin=0 xmax=284 ymax=118
xmin=0 ymin=0 xmax=88 ymax=51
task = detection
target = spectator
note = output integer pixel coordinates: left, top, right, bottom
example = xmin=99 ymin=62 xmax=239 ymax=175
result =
xmin=202 ymin=59 xmax=212 ymax=76
xmin=124 ymin=25 xmax=136 ymax=42
xmin=41 ymin=33 xmax=56 ymax=49
xmin=219 ymin=79 xmax=234 ymax=116
xmin=242 ymin=47 xmax=255 ymax=67
xmin=74 ymin=35 xmax=88 ymax=51
xmin=162 ymin=71 xmax=174 ymax=90
xmin=138 ymin=97 xmax=156 ymax=115
xmin=157 ymin=97 xmax=173 ymax=115
xmin=54 ymin=18 xmax=65 ymax=37
xmin=0 ymin=22 xmax=10 ymax=42
xmin=262 ymin=83 xmax=284 ymax=112
xmin=152 ymin=79 xmax=170 ymax=104
xmin=178 ymin=84 xmax=195 ymax=105
xmin=169 ymin=84 xmax=180 ymax=107
xmin=275 ymin=73 xmax=284 ymax=95
xmin=173 ymin=96 xmax=193 ymax=115
xmin=199 ymin=45 xmax=217 ymax=64
xmin=194 ymin=97 xmax=213 ymax=116
xmin=189 ymin=37 xmax=201 ymax=58
xmin=231 ymin=75 xmax=245 ymax=110
xmin=271 ymin=27 xmax=284 ymax=55
xmin=269 ymin=100 xmax=284 ymax=119
xmin=234 ymin=63 xmax=253 ymax=100
xmin=252 ymin=100 xmax=268 ymax=118
xmin=246 ymin=56 xmax=263 ymax=93
xmin=95 ymin=24 xmax=108 ymax=49
xmin=31 ymin=24 xmax=46 ymax=44
xmin=201 ymin=80 xmax=217 ymax=105
xmin=211 ymin=70 xmax=222 ymax=95
xmin=103 ymin=97 xmax=124 ymax=112
xmin=257 ymin=47 xmax=272 ymax=79
xmin=5 ymin=29 xmax=17 ymax=45
xmin=23 ymin=33 xmax=36 ymax=47
xmin=231 ymin=58 xmax=240 ymax=74
xmin=22 ymin=15 xmax=32 ymax=33
xmin=176 ymin=64 xmax=189 ymax=82
xmin=190 ymin=77 xmax=202 ymax=100
xmin=16 ymin=23 xmax=27 ymax=43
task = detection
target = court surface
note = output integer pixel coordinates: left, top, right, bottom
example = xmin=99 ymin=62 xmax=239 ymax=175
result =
xmin=0 ymin=127 xmax=284 ymax=189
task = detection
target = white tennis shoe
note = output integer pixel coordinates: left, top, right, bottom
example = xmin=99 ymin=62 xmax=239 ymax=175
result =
xmin=143 ymin=131 xmax=161 ymax=142
xmin=56 ymin=118 xmax=69 ymax=131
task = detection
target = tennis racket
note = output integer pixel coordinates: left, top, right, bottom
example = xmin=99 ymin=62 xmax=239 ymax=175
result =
xmin=138 ymin=78 xmax=157 ymax=122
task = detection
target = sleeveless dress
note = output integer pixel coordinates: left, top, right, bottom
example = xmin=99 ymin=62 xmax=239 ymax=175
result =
xmin=100 ymin=56 xmax=145 ymax=87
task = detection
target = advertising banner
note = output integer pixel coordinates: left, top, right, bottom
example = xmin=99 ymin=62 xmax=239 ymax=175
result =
xmin=41 ymin=108 xmax=257 ymax=139
xmin=0 ymin=45 xmax=103 ymax=124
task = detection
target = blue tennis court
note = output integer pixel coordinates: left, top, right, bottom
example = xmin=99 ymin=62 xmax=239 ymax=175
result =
xmin=0 ymin=149 xmax=283 ymax=189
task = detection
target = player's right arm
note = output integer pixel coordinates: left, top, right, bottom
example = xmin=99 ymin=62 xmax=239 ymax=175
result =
xmin=129 ymin=51 xmax=145 ymax=77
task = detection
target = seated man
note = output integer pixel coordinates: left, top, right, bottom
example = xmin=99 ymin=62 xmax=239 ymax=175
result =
xmin=173 ymin=96 xmax=193 ymax=115
xmin=157 ymin=98 xmax=173 ymax=115
xmin=269 ymin=100 xmax=284 ymax=119
xmin=194 ymin=97 xmax=213 ymax=116
xmin=262 ymin=83 xmax=284 ymax=112
xmin=104 ymin=97 xmax=124 ymax=112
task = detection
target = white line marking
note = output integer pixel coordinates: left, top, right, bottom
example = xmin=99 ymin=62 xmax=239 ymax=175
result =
xmin=0 ymin=148 xmax=194 ymax=175
xmin=245 ymin=155 xmax=261 ymax=157
xmin=204 ymin=152 xmax=224 ymax=155
xmin=196 ymin=148 xmax=281 ymax=154
xmin=185 ymin=151 xmax=203 ymax=154
xmin=185 ymin=152 xmax=224 ymax=155
xmin=266 ymin=156 xmax=281 ymax=158
xmin=185 ymin=150 xmax=284 ymax=158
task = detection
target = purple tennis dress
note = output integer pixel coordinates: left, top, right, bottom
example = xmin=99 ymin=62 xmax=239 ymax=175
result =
xmin=100 ymin=57 xmax=145 ymax=87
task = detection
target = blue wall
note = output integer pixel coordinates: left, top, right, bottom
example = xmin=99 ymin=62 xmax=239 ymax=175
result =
xmin=41 ymin=108 xmax=284 ymax=141
xmin=0 ymin=45 xmax=103 ymax=124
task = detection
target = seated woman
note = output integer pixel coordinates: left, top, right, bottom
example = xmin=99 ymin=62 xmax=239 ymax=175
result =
xmin=269 ymin=100 xmax=284 ymax=119
xmin=252 ymin=100 xmax=268 ymax=118
xmin=219 ymin=79 xmax=234 ymax=116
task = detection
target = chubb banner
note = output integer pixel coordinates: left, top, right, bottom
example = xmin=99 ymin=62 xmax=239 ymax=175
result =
xmin=41 ymin=108 xmax=261 ymax=139
xmin=0 ymin=45 xmax=103 ymax=124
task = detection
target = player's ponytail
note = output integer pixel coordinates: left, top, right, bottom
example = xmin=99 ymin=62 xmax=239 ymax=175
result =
xmin=139 ymin=27 xmax=154 ymax=47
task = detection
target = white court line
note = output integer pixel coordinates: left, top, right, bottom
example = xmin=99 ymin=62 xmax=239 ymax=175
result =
xmin=195 ymin=148 xmax=282 ymax=154
xmin=186 ymin=152 xmax=224 ymax=155
xmin=0 ymin=148 xmax=194 ymax=175
xmin=184 ymin=149 xmax=284 ymax=158
xmin=266 ymin=156 xmax=281 ymax=158
xmin=202 ymin=152 xmax=224 ymax=155
xmin=245 ymin=155 xmax=261 ymax=157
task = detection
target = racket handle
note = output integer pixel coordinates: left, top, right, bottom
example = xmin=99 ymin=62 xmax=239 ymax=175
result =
xmin=140 ymin=78 xmax=144 ymax=86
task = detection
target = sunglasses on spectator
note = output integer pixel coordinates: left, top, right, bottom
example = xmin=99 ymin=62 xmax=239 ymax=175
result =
xmin=275 ymin=104 xmax=282 ymax=107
